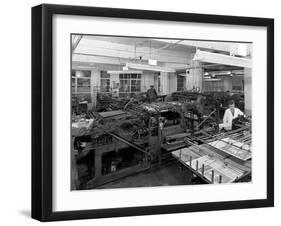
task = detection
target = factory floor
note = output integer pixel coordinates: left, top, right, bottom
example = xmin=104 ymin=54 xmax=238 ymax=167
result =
xmin=96 ymin=162 xmax=193 ymax=189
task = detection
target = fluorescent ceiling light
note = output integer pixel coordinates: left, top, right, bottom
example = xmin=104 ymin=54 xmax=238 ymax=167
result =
xmin=204 ymin=78 xmax=222 ymax=82
xmin=210 ymin=71 xmax=231 ymax=76
xmin=122 ymin=66 xmax=129 ymax=71
xmin=107 ymin=70 xmax=143 ymax=74
xmin=193 ymin=50 xmax=252 ymax=68
xmin=126 ymin=63 xmax=175 ymax=73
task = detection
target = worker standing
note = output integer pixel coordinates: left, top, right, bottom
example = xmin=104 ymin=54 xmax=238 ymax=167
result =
xmin=219 ymin=99 xmax=244 ymax=131
xmin=146 ymin=85 xmax=158 ymax=103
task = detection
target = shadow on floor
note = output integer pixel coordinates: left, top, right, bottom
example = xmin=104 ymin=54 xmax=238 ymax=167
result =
xmin=97 ymin=162 xmax=193 ymax=189
xmin=19 ymin=210 xmax=30 ymax=218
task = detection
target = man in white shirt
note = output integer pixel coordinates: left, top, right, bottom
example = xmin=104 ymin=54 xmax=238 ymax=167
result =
xmin=219 ymin=99 xmax=244 ymax=131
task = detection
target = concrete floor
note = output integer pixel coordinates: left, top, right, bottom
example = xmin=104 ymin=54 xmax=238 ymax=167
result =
xmin=97 ymin=162 xmax=193 ymax=189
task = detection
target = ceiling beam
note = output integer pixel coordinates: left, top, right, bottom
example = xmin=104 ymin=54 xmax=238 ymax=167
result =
xmin=153 ymin=39 xmax=251 ymax=56
xmin=72 ymin=35 xmax=83 ymax=52
xmin=72 ymin=53 xmax=190 ymax=68
xmin=193 ymin=50 xmax=252 ymax=68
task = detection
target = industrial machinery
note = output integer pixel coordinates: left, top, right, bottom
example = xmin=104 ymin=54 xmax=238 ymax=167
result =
xmin=71 ymin=91 xmax=250 ymax=189
xmin=172 ymin=118 xmax=251 ymax=184
xmin=72 ymin=109 xmax=152 ymax=189
xmin=171 ymin=91 xmax=245 ymax=118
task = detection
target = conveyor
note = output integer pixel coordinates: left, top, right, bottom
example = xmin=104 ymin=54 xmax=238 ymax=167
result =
xmin=172 ymin=126 xmax=252 ymax=184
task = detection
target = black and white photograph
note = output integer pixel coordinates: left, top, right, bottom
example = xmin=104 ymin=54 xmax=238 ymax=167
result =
xmin=29 ymin=3 xmax=274 ymax=222
xmin=71 ymin=35 xmax=252 ymax=190
xmin=0 ymin=0 xmax=278 ymax=223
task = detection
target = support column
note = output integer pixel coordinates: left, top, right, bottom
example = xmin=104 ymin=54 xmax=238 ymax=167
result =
xmin=186 ymin=60 xmax=203 ymax=91
xmin=90 ymin=68 xmax=100 ymax=109
xmin=169 ymin=72 xmax=177 ymax=93
xmin=160 ymin=72 xmax=169 ymax=95
xmin=244 ymin=68 xmax=252 ymax=115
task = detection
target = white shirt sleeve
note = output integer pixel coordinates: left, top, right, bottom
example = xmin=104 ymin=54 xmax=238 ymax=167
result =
xmin=223 ymin=109 xmax=230 ymax=124
xmin=236 ymin=108 xmax=244 ymax=116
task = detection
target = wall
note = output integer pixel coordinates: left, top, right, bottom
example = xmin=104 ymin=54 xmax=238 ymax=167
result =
xmin=142 ymin=71 xmax=157 ymax=92
xmin=244 ymin=68 xmax=252 ymax=115
xmin=203 ymin=76 xmax=243 ymax=92
xmin=232 ymin=75 xmax=243 ymax=91
xmin=0 ymin=1 xmax=280 ymax=226
xmin=142 ymin=71 xmax=177 ymax=94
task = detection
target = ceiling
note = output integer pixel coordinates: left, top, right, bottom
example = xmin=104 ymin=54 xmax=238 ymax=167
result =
xmin=72 ymin=35 xmax=252 ymax=72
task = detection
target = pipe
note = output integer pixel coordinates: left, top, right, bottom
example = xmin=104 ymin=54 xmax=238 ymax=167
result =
xmin=106 ymin=132 xmax=151 ymax=156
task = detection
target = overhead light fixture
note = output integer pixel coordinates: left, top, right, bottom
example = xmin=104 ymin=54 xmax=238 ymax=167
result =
xmin=210 ymin=71 xmax=231 ymax=77
xmin=107 ymin=70 xmax=143 ymax=74
xmin=76 ymin=71 xmax=83 ymax=78
xmin=232 ymin=69 xmax=244 ymax=75
xmin=206 ymin=71 xmax=237 ymax=78
xmin=148 ymin=59 xmax=157 ymax=66
xmin=236 ymin=44 xmax=248 ymax=57
xmin=122 ymin=66 xmax=129 ymax=71
xmin=193 ymin=50 xmax=252 ymax=68
xmin=204 ymin=78 xmax=222 ymax=82
xmin=126 ymin=63 xmax=175 ymax=73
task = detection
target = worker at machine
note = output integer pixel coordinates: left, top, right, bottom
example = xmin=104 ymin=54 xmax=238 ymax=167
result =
xmin=219 ymin=99 xmax=244 ymax=131
xmin=146 ymin=85 xmax=158 ymax=103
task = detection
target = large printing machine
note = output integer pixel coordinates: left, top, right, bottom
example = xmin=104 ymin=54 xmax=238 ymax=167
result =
xmin=71 ymin=91 xmax=251 ymax=189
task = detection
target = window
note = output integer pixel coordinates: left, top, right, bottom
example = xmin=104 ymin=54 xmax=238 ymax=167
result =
xmin=119 ymin=73 xmax=141 ymax=97
xmin=100 ymin=71 xmax=110 ymax=93
xmin=177 ymin=74 xmax=186 ymax=91
xmin=77 ymin=77 xmax=90 ymax=93
xmin=72 ymin=70 xmax=92 ymax=103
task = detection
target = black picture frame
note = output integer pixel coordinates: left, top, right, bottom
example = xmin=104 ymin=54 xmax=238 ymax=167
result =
xmin=32 ymin=3 xmax=274 ymax=222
